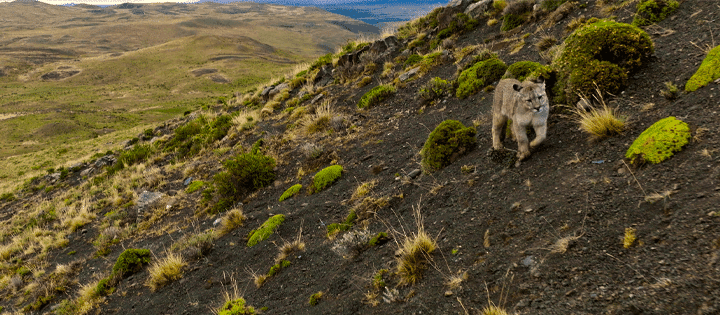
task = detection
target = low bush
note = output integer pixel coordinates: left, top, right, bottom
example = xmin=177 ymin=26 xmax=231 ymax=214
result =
xmin=247 ymin=214 xmax=285 ymax=247
xmin=358 ymin=85 xmax=396 ymax=108
xmin=456 ymin=58 xmax=507 ymax=99
xmin=503 ymin=61 xmax=544 ymax=82
xmin=418 ymin=77 xmax=453 ymax=103
xmin=218 ymin=297 xmax=255 ymax=315
xmin=212 ymin=152 xmax=276 ymax=213
xmin=625 ymin=116 xmax=690 ymax=164
xmin=185 ymin=180 xmax=205 ymax=194
xmin=147 ymin=252 xmax=186 ymax=291
xmin=112 ymin=248 xmax=151 ymax=278
xmin=421 ymin=120 xmax=476 ymax=172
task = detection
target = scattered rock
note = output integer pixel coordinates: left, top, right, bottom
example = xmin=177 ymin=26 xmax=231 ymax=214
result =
xmin=444 ymin=290 xmax=453 ymax=296
xmin=465 ymin=0 xmax=493 ymax=19
xmin=522 ymin=255 xmax=536 ymax=267
xmin=260 ymin=85 xmax=275 ymax=97
xmin=183 ymin=177 xmax=194 ymax=186
xmin=94 ymin=155 xmax=117 ymax=168
xmin=269 ymin=82 xmax=289 ymax=98
xmin=80 ymin=167 xmax=95 ymax=177
xmin=399 ymin=67 xmax=419 ymax=82
xmin=408 ymin=169 xmax=422 ymax=179
xmin=311 ymin=93 xmax=324 ymax=104
xmin=137 ymin=191 xmax=165 ymax=212
xmin=46 ymin=172 xmax=61 ymax=183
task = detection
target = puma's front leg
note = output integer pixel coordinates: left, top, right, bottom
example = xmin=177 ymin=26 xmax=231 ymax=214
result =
xmin=513 ymin=122 xmax=530 ymax=160
xmin=530 ymin=123 xmax=547 ymax=148
xmin=492 ymin=115 xmax=507 ymax=150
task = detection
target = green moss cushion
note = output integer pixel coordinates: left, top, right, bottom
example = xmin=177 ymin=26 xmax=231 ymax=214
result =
xmin=279 ymin=184 xmax=302 ymax=202
xmin=313 ymin=165 xmax=343 ymax=193
xmin=112 ymin=248 xmax=151 ymax=277
xmin=247 ymin=214 xmax=285 ymax=247
xmin=503 ymin=61 xmax=543 ymax=82
xmin=632 ymin=0 xmax=680 ymax=27
xmin=553 ymin=20 xmax=653 ymax=103
xmin=456 ymin=58 xmax=507 ymax=99
xmin=358 ymin=85 xmax=396 ymax=108
xmin=686 ymin=45 xmax=720 ymax=92
xmin=625 ymin=117 xmax=690 ymax=164
xmin=421 ymin=120 xmax=477 ymax=172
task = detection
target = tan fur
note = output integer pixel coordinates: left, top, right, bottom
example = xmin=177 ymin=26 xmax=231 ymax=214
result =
xmin=492 ymin=79 xmax=549 ymax=165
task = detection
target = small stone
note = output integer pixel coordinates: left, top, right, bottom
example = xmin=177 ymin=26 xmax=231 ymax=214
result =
xmin=408 ymin=169 xmax=422 ymax=179
xmin=617 ymin=168 xmax=626 ymax=175
xmin=399 ymin=67 xmax=419 ymax=82
xmin=522 ymin=256 xmax=535 ymax=267
xmin=183 ymin=177 xmax=194 ymax=186
xmin=444 ymin=290 xmax=453 ymax=297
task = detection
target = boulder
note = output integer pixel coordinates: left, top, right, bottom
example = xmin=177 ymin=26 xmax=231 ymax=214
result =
xmin=269 ymin=83 xmax=289 ymax=98
xmin=46 ymin=172 xmax=61 ymax=184
xmin=80 ymin=167 xmax=95 ymax=178
xmin=313 ymin=65 xmax=334 ymax=86
xmin=337 ymin=45 xmax=370 ymax=69
xmin=137 ymin=191 xmax=165 ymax=213
xmin=69 ymin=162 xmax=85 ymax=172
xmin=94 ymin=155 xmax=117 ymax=168
xmin=260 ymin=85 xmax=275 ymax=97
xmin=369 ymin=36 xmax=400 ymax=57
xmin=438 ymin=0 xmax=474 ymax=29
xmin=465 ymin=0 xmax=493 ymax=19
xmin=399 ymin=67 xmax=420 ymax=82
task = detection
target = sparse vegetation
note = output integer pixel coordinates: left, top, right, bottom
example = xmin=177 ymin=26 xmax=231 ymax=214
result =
xmin=418 ymin=77 xmax=453 ymax=103
xmin=312 ymin=165 xmax=343 ymax=193
xmin=218 ymin=208 xmax=247 ymax=236
xmin=456 ymin=57 xmax=507 ymax=99
xmin=211 ymin=152 xmax=276 ymax=213
xmin=308 ymin=291 xmax=323 ymax=306
xmin=279 ymin=184 xmax=302 ymax=202
xmin=632 ymin=0 xmax=679 ymax=27
xmin=147 ymin=252 xmax=186 ymax=291
xmin=660 ymin=81 xmax=679 ymax=100
xmin=395 ymin=207 xmax=437 ymax=285
xmin=218 ymin=297 xmax=255 ymax=315
xmin=623 ymin=227 xmax=637 ymax=248
xmin=685 ymin=45 xmax=720 ymax=92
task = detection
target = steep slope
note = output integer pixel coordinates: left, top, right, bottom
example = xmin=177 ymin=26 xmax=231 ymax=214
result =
xmin=1 ymin=0 xmax=720 ymax=314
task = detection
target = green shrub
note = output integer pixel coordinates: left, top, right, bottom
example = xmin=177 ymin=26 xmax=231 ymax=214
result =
xmin=404 ymin=54 xmax=423 ymax=68
xmin=625 ymin=117 xmax=690 ymax=164
xmin=312 ymin=165 xmax=343 ymax=193
xmin=310 ymin=53 xmax=332 ymax=71
xmin=164 ymin=114 xmax=232 ymax=159
xmin=552 ymin=20 xmax=653 ymax=103
xmin=686 ymin=45 xmax=720 ymax=92
xmin=218 ymin=297 xmax=255 ymax=315
xmin=421 ymin=120 xmax=477 ymax=172
xmin=247 ymin=214 xmax=285 ymax=247
xmin=419 ymin=77 xmax=453 ymax=102
xmin=430 ymin=13 xmax=478 ymax=49
xmin=94 ymin=277 xmax=115 ymax=297
xmin=503 ymin=61 xmax=543 ymax=81
xmin=417 ymin=52 xmax=443 ymax=75
xmin=112 ymin=248 xmax=151 ymax=278
xmin=212 ymin=152 xmax=275 ymax=213
xmin=279 ymin=184 xmax=302 ymax=202
xmin=326 ymin=209 xmax=356 ymax=236
xmin=632 ymin=0 xmax=679 ymax=27
xmin=186 ymin=180 xmax=205 ymax=194
xmin=541 ymin=0 xmax=568 ymax=11
xmin=267 ymin=259 xmax=291 ymax=277
xmin=358 ymin=85 xmax=396 ymax=108
xmin=456 ymin=58 xmax=507 ymax=99
xmin=501 ymin=13 xmax=526 ymax=31
xmin=368 ymin=232 xmax=389 ymax=246
xmin=107 ymin=144 xmax=155 ymax=175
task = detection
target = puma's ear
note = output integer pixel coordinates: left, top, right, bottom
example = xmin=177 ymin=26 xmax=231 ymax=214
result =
xmin=513 ymin=84 xmax=522 ymax=92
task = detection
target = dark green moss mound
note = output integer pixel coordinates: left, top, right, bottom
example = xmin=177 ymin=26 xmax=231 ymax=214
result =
xmin=421 ymin=120 xmax=477 ymax=172
xmin=553 ymin=20 xmax=653 ymax=103
xmin=163 ymin=114 xmax=233 ymax=159
xmin=686 ymin=45 xmax=720 ymax=92
xmin=430 ymin=13 xmax=478 ymax=49
xmin=112 ymin=248 xmax=151 ymax=278
xmin=632 ymin=0 xmax=679 ymax=27
xmin=503 ymin=61 xmax=544 ymax=81
xmin=456 ymin=58 xmax=507 ymax=99
xmin=358 ymin=85 xmax=396 ymax=108
xmin=626 ymin=117 xmax=690 ymax=164
xmin=313 ymin=165 xmax=343 ymax=193
xmin=404 ymin=54 xmax=423 ymax=68
xmin=212 ymin=152 xmax=276 ymax=213
xmin=501 ymin=13 xmax=526 ymax=32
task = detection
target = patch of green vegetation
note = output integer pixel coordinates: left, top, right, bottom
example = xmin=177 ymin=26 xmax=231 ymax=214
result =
xmin=358 ymin=85 xmax=396 ymax=109
xmin=625 ymin=117 xmax=690 ymax=164
xmin=0 ymin=192 xmax=15 ymax=202
xmin=112 ymin=248 xmax=152 ymax=278
xmin=267 ymin=259 xmax=291 ymax=277
xmin=212 ymin=152 xmax=276 ymax=213
xmin=431 ymin=13 xmax=479 ymax=49
xmin=552 ymin=20 xmax=653 ymax=103
xmin=368 ymin=232 xmax=389 ymax=246
xmin=312 ymin=165 xmax=343 ymax=193
xmin=501 ymin=13 xmax=526 ymax=32
xmin=218 ymin=297 xmax=255 ymax=315
xmin=541 ymin=0 xmax=568 ymax=11
xmin=407 ymin=33 xmax=427 ymax=50
xmin=309 ymin=53 xmax=333 ymax=71
xmin=632 ymin=0 xmax=679 ymax=27
xmin=308 ymin=291 xmax=323 ymax=306
xmin=404 ymin=54 xmax=424 ymax=68
xmin=456 ymin=58 xmax=507 ymax=99
xmin=326 ymin=209 xmax=357 ymax=236
xmin=107 ymin=143 xmax=155 ymax=175
xmin=247 ymin=214 xmax=285 ymax=247
xmin=685 ymin=45 xmax=720 ymax=92
xmin=163 ymin=114 xmax=233 ymax=160
xmin=503 ymin=61 xmax=544 ymax=81
xmin=373 ymin=269 xmax=388 ymax=289
xmin=186 ymin=180 xmax=206 ymax=194
xmin=421 ymin=120 xmax=477 ymax=172
xmin=279 ymin=184 xmax=302 ymax=202
xmin=94 ymin=277 xmax=115 ymax=297
xmin=419 ymin=77 xmax=453 ymax=103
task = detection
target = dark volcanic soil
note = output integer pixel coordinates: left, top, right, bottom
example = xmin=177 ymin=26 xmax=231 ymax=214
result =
xmin=2 ymin=0 xmax=720 ymax=314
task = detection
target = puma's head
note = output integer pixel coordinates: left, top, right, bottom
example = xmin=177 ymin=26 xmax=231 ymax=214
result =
xmin=512 ymin=80 xmax=547 ymax=113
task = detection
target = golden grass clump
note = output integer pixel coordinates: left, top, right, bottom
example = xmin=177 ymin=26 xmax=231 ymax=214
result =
xmin=481 ymin=304 xmax=510 ymax=315
xmin=623 ymin=227 xmax=637 ymax=249
xmin=147 ymin=252 xmax=186 ymax=291
xmin=395 ymin=208 xmax=437 ymax=286
xmin=218 ymin=208 xmax=247 ymax=236
xmin=571 ymin=91 xmax=625 ymax=139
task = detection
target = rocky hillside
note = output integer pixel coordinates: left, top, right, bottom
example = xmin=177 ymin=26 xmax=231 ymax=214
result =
xmin=1 ymin=0 xmax=720 ymax=314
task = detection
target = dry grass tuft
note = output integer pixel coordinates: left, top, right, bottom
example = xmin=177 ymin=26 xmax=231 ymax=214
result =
xmin=445 ymin=271 xmax=468 ymax=289
xmin=147 ymin=252 xmax=186 ymax=291
xmin=481 ymin=303 xmax=509 ymax=315
xmin=276 ymin=230 xmax=306 ymax=263
xmin=394 ymin=206 xmax=437 ymax=286
xmin=218 ymin=208 xmax=247 ymax=236
xmin=570 ymin=91 xmax=625 ymax=139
